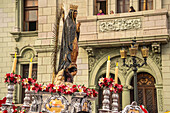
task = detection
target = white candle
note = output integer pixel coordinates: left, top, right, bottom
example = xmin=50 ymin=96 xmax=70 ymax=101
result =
xmin=115 ymin=62 xmax=119 ymax=84
xmin=106 ymin=56 xmax=110 ymax=78
xmin=28 ymin=58 xmax=33 ymax=78
xmin=12 ymin=53 xmax=17 ymax=73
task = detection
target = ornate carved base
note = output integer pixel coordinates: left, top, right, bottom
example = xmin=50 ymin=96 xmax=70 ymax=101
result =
xmin=1 ymin=83 xmax=15 ymax=112
xmin=22 ymin=88 xmax=31 ymax=112
xmin=102 ymin=88 xmax=110 ymax=110
xmin=112 ymin=93 xmax=119 ymax=113
xmin=98 ymin=109 xmax=111 ymax=113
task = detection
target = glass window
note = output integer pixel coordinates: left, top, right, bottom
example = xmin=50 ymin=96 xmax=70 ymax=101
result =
xmin=24 ymin=0 xmax=38 ymax=31
xmin=139 ymin=0 xmax=153 ymax=11
xmin=94 ymin=0 xmax=108 ymax=15
xmin=117 ymin=0 xmax=130 ymax=13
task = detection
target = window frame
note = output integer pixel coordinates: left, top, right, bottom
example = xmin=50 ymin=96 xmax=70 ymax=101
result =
xmin=94 ymin=0 xmax=108 ymax=15
xmin=23 ymin=0 xmax=38 ymax=31
xmin=139 ymin=0 xmax=153 ymax=11
xmin=117 ymin=0 xmax=130 ymax=13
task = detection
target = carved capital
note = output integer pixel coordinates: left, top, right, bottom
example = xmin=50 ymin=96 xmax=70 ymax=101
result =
xmin=86 ymin=47 xmax=94 ymax=57
xmin=152 ymin=43 xmax=160 ymax=53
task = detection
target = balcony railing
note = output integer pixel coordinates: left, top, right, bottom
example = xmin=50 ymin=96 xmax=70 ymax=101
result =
xmin=78 ymin=9 xmax=169 ymax=47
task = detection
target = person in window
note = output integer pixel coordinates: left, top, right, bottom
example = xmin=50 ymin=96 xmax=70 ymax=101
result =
xmin=129 ymin=6 xmax=136 ymax=12
xmin=110 ymin=10 xmax=114 ymax=14
xmin=97 ymin=9 xmax=104 ymax=15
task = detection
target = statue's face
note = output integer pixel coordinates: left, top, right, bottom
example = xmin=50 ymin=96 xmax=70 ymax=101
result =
xmin=73 ymin=12 xmax=77 ymax=19
xmin=71 ymin=71 xmax=77 ymax=76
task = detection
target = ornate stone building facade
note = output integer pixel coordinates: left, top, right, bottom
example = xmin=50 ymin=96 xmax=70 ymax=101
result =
xmin=0 ymin=0 xmax=170 ymax=113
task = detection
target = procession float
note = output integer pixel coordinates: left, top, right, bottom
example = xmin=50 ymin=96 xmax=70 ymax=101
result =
xmin=0 ymin=4 xmax=148 ymax=113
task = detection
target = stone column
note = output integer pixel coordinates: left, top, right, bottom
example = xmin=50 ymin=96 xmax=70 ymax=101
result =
xmin=108 ymin=0 xmax=111 ymax=15
xmin=154 ymin=0 xmax=162 ymax=9
xmin=122 ymin=86 xmax=131 ymax=109
xmin=88 ymin=0 xmax=94 ymax=16
xmin=155 ymin=84 xmax=163 ymax=113
xmin=131 ymin=0 xmax=139 ymax=11
xmin=111 ymin=0 xmax=117 ymax=14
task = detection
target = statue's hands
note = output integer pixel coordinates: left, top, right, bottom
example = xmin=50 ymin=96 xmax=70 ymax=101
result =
xmin=76 ymin=22 xmax=81 ymax=32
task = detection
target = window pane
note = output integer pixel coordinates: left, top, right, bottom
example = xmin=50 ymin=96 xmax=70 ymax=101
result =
xmin=29 ymin=21 xmax=36 ymax=31
xmin=29 ymin=10 xmax=37 ymax=21
xmin=139 ymin=0 xmax=145 ymax=11
xmin=147 ymin=0 xmax=153 ymax=10
xmin=117 ymin=0 xmax=123 ymax=13
xmin=25 ymin=0 xmax=38 ymax=7
xmin=124 ymin=0 xmax=130 ymax=12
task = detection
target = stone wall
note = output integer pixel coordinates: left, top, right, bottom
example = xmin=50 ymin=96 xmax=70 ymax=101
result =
xmin=162 ymin=0 xmax=170 ymax=111
xmin=0 ymin=0 xmax=16 ymax=98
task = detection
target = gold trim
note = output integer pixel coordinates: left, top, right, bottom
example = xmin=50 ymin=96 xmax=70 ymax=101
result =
xmin=70 ymin=4 xmax=78 ymax=10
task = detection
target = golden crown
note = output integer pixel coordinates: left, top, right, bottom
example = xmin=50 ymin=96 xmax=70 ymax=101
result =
xmin=70 ymin=4 xmax=78 ymax=10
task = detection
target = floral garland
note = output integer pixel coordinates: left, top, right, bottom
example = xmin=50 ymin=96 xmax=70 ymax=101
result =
xmin=30 ymin=83 xmax=98 ymax=98
xmin=4 ymin=73 xmax=21 ymax=85
xmin=98 ymin=77 xmax=123 ymax=93
xmin=4 ymin=74 xmax=98 ymax=98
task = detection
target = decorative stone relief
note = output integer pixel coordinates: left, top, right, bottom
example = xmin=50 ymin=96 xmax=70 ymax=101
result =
xmin=22 ymin=49 xmax=35 ymax=59
xmin=149 ymin=50 xmax=161 ymax=69
xmin=152 ymin=43 xmax=160 ymax=53
xmin=99 ymin=18 xmax=142 ymax=32
xmin=158 ymin=90 xmax=163 ymax=111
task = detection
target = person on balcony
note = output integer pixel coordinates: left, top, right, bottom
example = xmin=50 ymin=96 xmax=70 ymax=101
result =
xmin=97 ymin=9 xmax=105 ymax=15
xmin=110 ymin=10 xmax=114 ymax=14
xmin=129 ymin=6 xmax=136 ymax=12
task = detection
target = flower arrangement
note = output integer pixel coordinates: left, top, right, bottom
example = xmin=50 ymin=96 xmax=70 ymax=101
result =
xmin=31 ymin=82 xmax=42 ymax=93
xmin=98 ymin=77 xmax=123 ymax=93
xmin=4 ymin=73 xmax=21 ymax=85
xmin=22 ymin=78 xmax=36 ymax=90
xmin=110 ymin=83 xmax=123 ymax=93
xmin=98 ymin=77 xmax=114 ymax=88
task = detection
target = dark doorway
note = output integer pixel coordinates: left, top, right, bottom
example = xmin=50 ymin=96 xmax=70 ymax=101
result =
xmin=130 ymin=73 xmax=158 ymax=113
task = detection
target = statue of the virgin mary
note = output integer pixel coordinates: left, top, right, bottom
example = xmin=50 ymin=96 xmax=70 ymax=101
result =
xmin=55 ymin=4 xmax=80 ymax=85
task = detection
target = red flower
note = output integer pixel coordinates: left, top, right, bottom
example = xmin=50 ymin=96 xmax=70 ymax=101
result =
xmin=34 ymin=83 xmax=39 ymax=87
xmin=3 ymin=110 xmax=8 ymax=113
xmin=10 ymin=77 xmax=14 ymax=81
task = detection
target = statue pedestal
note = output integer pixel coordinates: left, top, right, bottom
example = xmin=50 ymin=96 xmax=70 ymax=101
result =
xmin=28 ymin=91 xmax=95 ymax=113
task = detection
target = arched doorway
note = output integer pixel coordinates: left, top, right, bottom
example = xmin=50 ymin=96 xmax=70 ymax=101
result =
xmin=130 ymin=73 xmax=158 ymax=113
xmin=98 ymin=74 xmax=122 ymax=112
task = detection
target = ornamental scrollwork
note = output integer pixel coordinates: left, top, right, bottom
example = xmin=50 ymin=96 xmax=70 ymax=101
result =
xmin=158 ymin=90 xmax=163 ymax=111
xmin=99 ymin=18 xmax=142 ymax=32
xmin=149 ymin=51 xmax=161 ymax=69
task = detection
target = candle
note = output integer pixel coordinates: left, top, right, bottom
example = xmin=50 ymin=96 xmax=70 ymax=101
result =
xmin=28 ymin=58 xmax=33 ymax=78
xmin=115 ymin=62 xmax=119 ymax=84
xmin=12 ymin=53 xmax=17 ymax=73
xmin=106 ymin=56 xmax=110 ymax=78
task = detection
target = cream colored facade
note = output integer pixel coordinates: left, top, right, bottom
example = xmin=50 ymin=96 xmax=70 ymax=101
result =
xmin=0 ymin=0 xmax=170 ymax=113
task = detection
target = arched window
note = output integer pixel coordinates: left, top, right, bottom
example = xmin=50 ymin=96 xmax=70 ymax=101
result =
xmin=130 ymin=73 xmax=158 ymax=113
xmin=94 ymin=0 xmax=108 ymax=15
xmin=117 ymin=0 xmax=130 ymax=13
xmin=97 ymin=74 xmax=122 ymax=112
xmin=139 ymin=0 xmax=153 ymax=11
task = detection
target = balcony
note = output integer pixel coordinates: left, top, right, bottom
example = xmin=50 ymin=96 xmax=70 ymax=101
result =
xmin=78 ymin=9 xmax=169 ymax=47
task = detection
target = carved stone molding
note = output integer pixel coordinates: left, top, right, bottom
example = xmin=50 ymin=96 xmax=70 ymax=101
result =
xmin=158 ymin=90 xmax=163 ymax=111
xmin=22 ymin=49 xmax=35 ymax=59
xmin=149 ymin=50 xmax=161 ymax=69
xmin=152 ymin=43 xmax=160 ymax=53
xmin=86 ymin=47 xmax=95 ymax=72
xmin=99 ymin=18 xmax=142 ymax=32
